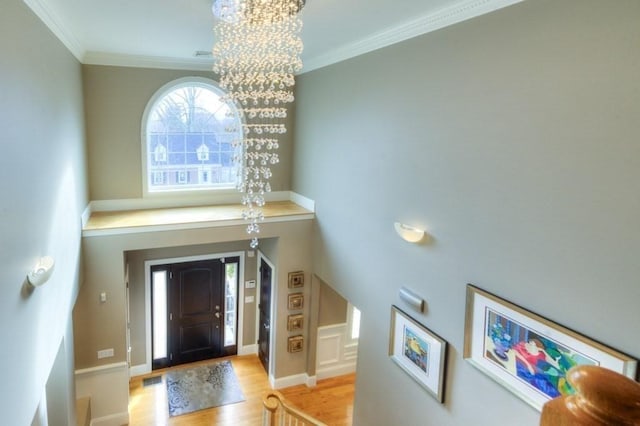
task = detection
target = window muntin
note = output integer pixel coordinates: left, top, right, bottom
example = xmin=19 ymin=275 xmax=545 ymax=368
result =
xmin=143 ymin=78 xmax=242 ymax=194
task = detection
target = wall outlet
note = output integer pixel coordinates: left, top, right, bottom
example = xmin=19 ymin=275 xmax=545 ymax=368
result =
xmin=97 ymin=348 xmax=114 ymax=359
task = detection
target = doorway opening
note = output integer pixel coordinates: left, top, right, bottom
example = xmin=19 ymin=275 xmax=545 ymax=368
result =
xmin=315 ymin=279 xmax=360 ymax=380
xmin=149 ymin=254 xmax=241 ymax=370
xmin=257 ymin=254 xmax=275 ymax=375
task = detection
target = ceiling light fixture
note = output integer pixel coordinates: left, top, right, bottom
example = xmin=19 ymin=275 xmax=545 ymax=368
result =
xmin=212 ymin=0 xmax=305 ymax=248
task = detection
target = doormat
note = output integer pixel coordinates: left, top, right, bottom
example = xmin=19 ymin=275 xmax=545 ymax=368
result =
xmin=166 ymin=360 xmax=245 ymax=417
xmin=142 ymin=375 xmax=162 ymax=387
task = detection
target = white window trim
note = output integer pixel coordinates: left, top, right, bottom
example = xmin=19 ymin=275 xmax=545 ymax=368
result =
xmin=140 ymin=76 xmax=243 ymax=199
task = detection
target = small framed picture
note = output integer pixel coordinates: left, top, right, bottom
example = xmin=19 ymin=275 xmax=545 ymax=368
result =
xmin=288 ymin=293 xmax=304 ymax=310
xmin=287 ymin=314 xmax=304 ymax=331
xmin=288 ymin=271 xmax=305 ymax=288
xmin=288 ymin=335 xmax=304 ymax=353
xmin=389 ymin=305 xmax=447 ymax=402
xmin=463 ymin=284 xmax=637 ymax=411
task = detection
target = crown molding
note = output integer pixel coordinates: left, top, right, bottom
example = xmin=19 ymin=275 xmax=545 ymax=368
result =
xmin=23 ymin=0 xmax=84 ymax=61
xmin=301 ymin=0 xmax=525 ymax=73
xmin=82 ymin=51 xmax=216 ymax=71
xmin=26 ymin=0 xmax=524 ymax=73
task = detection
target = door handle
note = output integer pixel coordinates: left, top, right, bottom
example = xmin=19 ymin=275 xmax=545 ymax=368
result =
xmin=264 ymin=323 xmax=270 ymax=331
xmin=215 ymin=312 xmax=221 ymax=319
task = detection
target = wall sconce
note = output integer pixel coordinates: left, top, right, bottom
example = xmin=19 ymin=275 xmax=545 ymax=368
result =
xmin=399 ymin=286 xmax=425 ymax=313
xmin=27 ymin=256 xmax=55 ymax=287
xmin=394 ymin=222 xmax=425 ymax=243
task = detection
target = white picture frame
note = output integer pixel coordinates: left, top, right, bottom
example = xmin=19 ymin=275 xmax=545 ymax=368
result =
xmin=389 ymin=305 xmax=447 ymax=403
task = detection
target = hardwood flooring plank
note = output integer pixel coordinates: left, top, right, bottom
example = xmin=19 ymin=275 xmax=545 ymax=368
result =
xmin=128 ymin=355 xmax=354 ymax=425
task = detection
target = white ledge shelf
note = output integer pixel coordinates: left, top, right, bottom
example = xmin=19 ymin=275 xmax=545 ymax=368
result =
xmin=82 ymin=200 xmax=314 ymax=237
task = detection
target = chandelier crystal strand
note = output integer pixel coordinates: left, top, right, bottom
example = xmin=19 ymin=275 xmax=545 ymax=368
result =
xmin=213 ymin=0 xmax=303 ymax=248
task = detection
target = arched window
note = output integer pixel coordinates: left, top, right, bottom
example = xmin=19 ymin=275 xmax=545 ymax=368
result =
xmin=142 ymin=77 xmax=242 ymax=194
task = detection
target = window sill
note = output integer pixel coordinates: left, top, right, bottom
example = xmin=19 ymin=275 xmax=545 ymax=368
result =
xmin=82 ymin=200 xmax=314 ymax=237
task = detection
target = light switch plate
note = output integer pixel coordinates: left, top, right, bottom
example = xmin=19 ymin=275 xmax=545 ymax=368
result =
xmin=245 ymin=280 xmax=256 ymax=289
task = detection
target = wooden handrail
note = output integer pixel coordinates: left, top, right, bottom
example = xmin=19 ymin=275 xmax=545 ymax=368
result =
xmin=263 ymin=391 xmax=328 ymax=426
xmin=540 ymin=365 xmax=640 ymax=425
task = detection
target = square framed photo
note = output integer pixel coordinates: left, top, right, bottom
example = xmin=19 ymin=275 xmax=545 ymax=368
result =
xmin=463 ymin=284 xmax=638 ymax=411
xmin=288 ymin=271 xmax=305 ymax=288
xmin=389 ymin=306 xmax=447 ymax=402
xmin=288 ymin=293 xmax=304 ymax=310
xmin=287 ymin=314 xmax=304 ymax=331
xmin=288 ymin=335 xmax=304 ymax=353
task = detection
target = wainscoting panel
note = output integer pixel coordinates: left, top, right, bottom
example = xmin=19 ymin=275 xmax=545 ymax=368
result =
xmin=316 ymin=324 xmax=358 ymax=380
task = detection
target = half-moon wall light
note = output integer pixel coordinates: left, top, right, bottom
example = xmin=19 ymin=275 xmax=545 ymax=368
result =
xmin=27 ymin=256 xmax=55 ymax=287
xmin=394 ymin=222 xmax=425 ymax=243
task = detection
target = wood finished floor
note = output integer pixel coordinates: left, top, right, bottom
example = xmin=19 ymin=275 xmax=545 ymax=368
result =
xmin=128 ymin=355 xmax=355 ymax=425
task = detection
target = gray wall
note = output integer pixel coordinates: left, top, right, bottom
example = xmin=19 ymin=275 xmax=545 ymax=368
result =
xmin=293 ymin=1 xmax=640 ymax=425
xmin=126 ymin=241 xmax=258 ymax=366
xmin=318 ymin=279 xmax=348 ymax=327
xmin=0 ymin=1 xmax=88 ymax=424
xmin=83 ymin=65 xmax=295 ymax=201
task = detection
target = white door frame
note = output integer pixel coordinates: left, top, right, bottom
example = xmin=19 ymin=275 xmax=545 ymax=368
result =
xmin=257 ymin=250 xmax=276 ymax=383
xmin=132 ymin=251 xmax=245 ymax=376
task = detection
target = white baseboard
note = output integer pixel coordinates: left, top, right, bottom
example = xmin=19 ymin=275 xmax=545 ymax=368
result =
xmin=129 ymin=364 xmax=150 ymax=377
xmin=90 ymin=412 xmax=129 ymax=426
xmin=131 ymin=347 xmax=255 ymax=377
xmin=317 ymin=363 xmax=357 ymax=380
xmin=238 ymin=344 xmax=258 ymax=356
xmin=306 ymin=375 xmax=317 ymax=387
xmin=272 ymin=373 xmax=316 ymax=389
xmin=289 ymin=191 xmax=315 ymax=211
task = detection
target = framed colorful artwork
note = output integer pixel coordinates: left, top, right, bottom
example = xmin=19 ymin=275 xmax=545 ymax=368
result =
xmin=389 ymin=306 xmax=447 ymax=402
xmin=463 ymin=284 xmax=637 ymax=411
xmin=288 ymin=271 xmax=305 ymax=288
xmin=288 ymin=293 xmax=304 ymax=310
xmin=287 ymin=314 xmax=304 ymax=331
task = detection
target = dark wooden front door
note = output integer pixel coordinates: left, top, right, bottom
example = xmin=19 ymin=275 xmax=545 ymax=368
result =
xmin=258 ymin=258 xmax=272 ymax=373
xmin=151 ymin=256 xmax=242 ymax=369
xmin=169 ymin=259 xmax=224 ymax=366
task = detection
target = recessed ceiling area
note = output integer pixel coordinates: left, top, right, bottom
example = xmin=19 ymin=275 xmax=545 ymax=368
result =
xmin=24 ymin=0 xmax=524 ymax=72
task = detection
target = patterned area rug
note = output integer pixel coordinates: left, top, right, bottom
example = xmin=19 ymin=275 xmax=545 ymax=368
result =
xmin=166 ymin=360 xmax=245 ymax=417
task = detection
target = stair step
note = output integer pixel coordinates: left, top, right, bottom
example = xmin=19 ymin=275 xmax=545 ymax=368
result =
xmin=75 ymin=397 xmax=91 ymax=426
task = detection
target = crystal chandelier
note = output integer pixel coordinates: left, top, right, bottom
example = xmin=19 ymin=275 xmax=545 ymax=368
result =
xmin=212 ymin=0 xmax=304 ymax=248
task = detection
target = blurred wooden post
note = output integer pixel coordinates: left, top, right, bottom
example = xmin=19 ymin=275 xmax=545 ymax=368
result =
xmin=540 ymin=365 xmax=640 ymax=425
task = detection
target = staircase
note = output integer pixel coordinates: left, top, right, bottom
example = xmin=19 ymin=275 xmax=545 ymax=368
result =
xmin=263 ymin=391 xmax=327 ymax=426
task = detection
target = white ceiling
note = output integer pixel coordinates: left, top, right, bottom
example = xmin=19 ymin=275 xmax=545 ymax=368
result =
xmin=25 ymin=0 xmax=523 ymax=73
